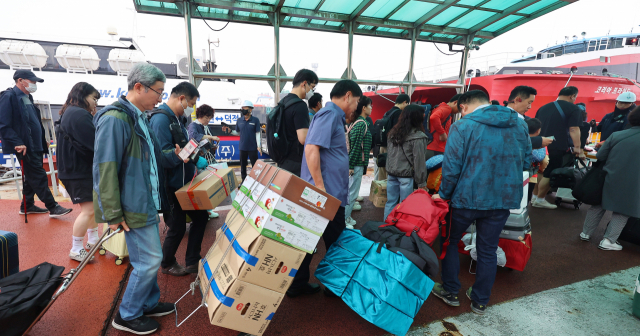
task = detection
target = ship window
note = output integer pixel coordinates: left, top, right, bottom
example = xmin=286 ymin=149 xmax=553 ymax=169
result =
xmin=608 ymin=38 xmax=624 ymax=49
xmin=38 ymin=41 xmax=64 ymax=71
xmin=548 ymin=47 xmax=562 ymax=57
xmin=563 ymin=43 xmax=585 ymax=54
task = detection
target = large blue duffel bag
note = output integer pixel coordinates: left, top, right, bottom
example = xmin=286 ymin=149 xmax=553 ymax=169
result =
xmin=315 ymin=229 xmax=434 ymax=336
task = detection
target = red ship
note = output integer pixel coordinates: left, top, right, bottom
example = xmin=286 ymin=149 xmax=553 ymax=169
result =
xmin=366 ymin=33 xmax=640 ymax=122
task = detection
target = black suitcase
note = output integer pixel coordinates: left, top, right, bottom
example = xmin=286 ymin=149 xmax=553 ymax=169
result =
xmin=619 ymin=217 xmax=640 ymax=246
xmin=0 ymin=230 xmax=19 ymax=279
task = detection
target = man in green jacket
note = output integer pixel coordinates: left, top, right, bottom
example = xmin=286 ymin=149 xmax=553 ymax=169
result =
xmin=93 ymin=63 xmax=185 ymax=335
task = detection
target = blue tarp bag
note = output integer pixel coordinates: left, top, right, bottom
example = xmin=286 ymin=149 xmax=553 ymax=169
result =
xmin=315 ymin=229 xmax=434 ymax=336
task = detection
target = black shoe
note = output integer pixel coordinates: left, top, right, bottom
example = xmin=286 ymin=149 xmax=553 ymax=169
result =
xmin=144 ymin=302 xmax=175 ymax=317
xmin=286 ymin=283 xmax=321 ymax=298
xmin=49 ymin=205 xmax=72 ymax=218
xmin=161 ymin=262 xmax=189 ymax=276
xmin=18 ymin=205 xmax=49 ymax=215
xmin=112 ymin=311 xmax=159 ymax=335
xmin=323 ymin=287 xmax=339 ymax=297
xmin=184 ymin=264 xmax=198 ymax=274
xmin=470 ymin=300 xmax=487 ymax=315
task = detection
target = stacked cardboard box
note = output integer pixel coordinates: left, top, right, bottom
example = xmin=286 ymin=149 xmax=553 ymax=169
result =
xmin=369 ymin=180 xmax=387 ymax=208
xmin=175 ymin=166 xmax=236 ymax=210
xmin=198 ymin=160 xmax=340 ymax=335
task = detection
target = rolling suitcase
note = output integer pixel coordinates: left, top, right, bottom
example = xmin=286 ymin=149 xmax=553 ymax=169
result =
xmin=0 ymin=230 xmax=19 ymax=279
xmin=99 ymin=223 xmax=129 ymax=265
xmin=466 ymin=208 xmax=531 ymax=241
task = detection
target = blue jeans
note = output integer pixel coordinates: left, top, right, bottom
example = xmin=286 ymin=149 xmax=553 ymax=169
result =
xmin=345 ymin=166 xmax=364 ymax=219
xmin=441 ymin=208 xmax=510 ymax=306
xmin=120 ymin=223 xmax=163 ymax=321
xmin=383 ymin=175 xmax=414 ymax=220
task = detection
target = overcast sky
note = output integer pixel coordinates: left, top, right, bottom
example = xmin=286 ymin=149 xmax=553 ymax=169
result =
xmin=1 ymin=0 xmax=638 ymax=100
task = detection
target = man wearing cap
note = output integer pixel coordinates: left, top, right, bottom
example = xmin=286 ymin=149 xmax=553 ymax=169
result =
xmin=233 ymin=100 xmax=261 ymax=183
xmin=0 ymin=70 xmax=72 ymax=217
xmin=595 ymin=91 xmax=637 ymax=147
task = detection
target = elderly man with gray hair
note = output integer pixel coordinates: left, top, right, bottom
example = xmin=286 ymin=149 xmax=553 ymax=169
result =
xmin=93 ymin=63 xmax=186 ymax=335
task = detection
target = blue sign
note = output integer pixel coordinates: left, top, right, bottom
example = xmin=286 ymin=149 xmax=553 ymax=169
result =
xmin=215 ymin=139 xmax=269 ymax=162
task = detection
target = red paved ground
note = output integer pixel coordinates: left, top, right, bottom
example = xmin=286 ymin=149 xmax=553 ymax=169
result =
xmin=5 ymin=195 xmax=640 ymax=336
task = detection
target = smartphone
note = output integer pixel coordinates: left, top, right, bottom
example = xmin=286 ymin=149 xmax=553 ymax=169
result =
xmin=548 ymin=136 xmax=555 ymax=141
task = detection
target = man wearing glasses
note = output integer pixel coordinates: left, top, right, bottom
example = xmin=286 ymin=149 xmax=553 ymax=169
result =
xmin=94 ymin=62 xmax=186 ymax=335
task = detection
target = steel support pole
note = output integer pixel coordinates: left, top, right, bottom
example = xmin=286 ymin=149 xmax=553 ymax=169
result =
xmin=183 ymin=1 xmax=195 ymax=85
xmin=273 ymin=13 xmax=281 ymax=102
xmin=347 ymin=20 xmax=354 ymax=79
xmin=457 ymin=35 xmax=470 ymax=93
xmin=407 ymin=28 xmax=417 ymax=98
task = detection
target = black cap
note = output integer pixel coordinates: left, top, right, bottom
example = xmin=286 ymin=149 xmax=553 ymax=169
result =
xmin=13 ymin=69 xmax=44 ymax=83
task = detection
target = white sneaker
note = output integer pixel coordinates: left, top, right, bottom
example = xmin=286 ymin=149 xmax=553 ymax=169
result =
xmin=598 ymin=238 xmax=622 ymax=251
xmin=356 ymin=196 xmax=364 ymax=202
xmin=530 ymin=196 xmax=538 ymax=205
xmin=579 ymin=232 xmax=590 ymax=241
xmin=346 ymin=217 xmax=356 ymax=229
xmin=69 ymin=249 xmax=94 ymax=262
xmin=208 ymin=210 xmax=219 ymax=219
xmin=353 ymin=202 xmax=362 ymax=211
xmin=532 ymin=199 xmax=557 ymax=209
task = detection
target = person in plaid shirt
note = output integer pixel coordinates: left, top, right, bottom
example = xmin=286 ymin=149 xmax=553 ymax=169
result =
xmin=345 ymin=96 xmax=373 ymax=229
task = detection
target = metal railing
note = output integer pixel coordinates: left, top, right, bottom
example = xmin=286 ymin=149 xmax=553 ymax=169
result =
xmin=0 ymin=145 xmax=59 ymax=199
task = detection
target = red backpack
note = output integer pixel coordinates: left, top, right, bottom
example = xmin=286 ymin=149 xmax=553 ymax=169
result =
xmin=381 ymin=189 xmax=449 ymax=245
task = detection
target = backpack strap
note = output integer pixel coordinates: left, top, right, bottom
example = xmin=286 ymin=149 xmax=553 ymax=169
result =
xmin=346 ymin=119 xmax=368 ymax=161
xmin=554 ymin=101 xmax=573 ymax=148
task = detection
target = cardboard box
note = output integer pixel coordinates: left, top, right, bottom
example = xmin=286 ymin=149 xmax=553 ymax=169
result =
xmin=210 ymin=210 xmax=305 ymax=293
xmin=229 ymin=197 xmax=320 ymax=254
xmin=198 ymin=263 xmax=283 ymax=336
xmin=370 ymin=195 xmax=387 ymax=208
xmin=175 ymin=167 xmax=236 ymax=210
xmin=369 ymin=180 xmax=387 ymax=201
xmin=243 ymin=161 xmax=341 ymax=221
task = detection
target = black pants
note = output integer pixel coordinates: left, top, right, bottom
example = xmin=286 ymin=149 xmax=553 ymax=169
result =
xmin=240 ymin=150 xmax=259 ymax=183
xmin=278 ymin=158 xmax=302 ymax=177
xmin=161 ymin=187 xmax=210 ymax=268
xmin=21 ymin=151 xmax=57 ymax=210
xmin=290 ymin=206 xmax=346 ymax=290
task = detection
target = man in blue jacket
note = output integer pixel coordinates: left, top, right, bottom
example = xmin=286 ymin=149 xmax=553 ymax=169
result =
xmin=0 ymin=70 xmax=72 ymax=217
xmin=94 ymin=63 xmax=186 ymax=335
xmin=432 ymin=90 xmax=531 ymax=315
xmin=147 ymin=81 xmax=210 ymax=276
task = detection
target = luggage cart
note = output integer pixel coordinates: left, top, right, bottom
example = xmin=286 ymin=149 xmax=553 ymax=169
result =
xmin=21 ymin=228 xmax=123 ymax=335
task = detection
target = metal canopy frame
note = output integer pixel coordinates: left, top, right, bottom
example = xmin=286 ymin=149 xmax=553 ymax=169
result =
xmin=133 ymin=0 xmax=577 ymax=101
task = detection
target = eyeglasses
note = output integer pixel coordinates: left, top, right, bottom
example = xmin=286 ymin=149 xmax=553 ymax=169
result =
xmin=144 ymin=85 xmax=164 ymax=96
xmin=92 ymin=97 xmax=99 ymax=103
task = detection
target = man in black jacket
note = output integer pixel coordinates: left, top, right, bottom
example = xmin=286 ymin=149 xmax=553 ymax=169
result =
xmin=0 ymin=70 xmax=71 ymax=217
xmin=506 ymin=86 xmax=553 ymax=150
xmin=377 ymin=94 xmax=410 ymax=180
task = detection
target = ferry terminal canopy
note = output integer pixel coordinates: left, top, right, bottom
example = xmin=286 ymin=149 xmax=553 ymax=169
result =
xmin=133 ymin=0 xmax=578 ymax=99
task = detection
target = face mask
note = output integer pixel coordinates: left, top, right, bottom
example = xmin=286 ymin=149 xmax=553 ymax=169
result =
xmin=305 ymin=84 xmax=314 ymax=100
xmin=25 ymin=82 xmax=37 ymax=93
xmin=180 ymin=99 xmax=194 ymax=115
xmin=242 ymin=109 xmax=251 ymax=116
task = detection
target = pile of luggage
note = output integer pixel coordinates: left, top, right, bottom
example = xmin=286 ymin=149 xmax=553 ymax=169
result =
xmin=195 ymin=160 xmax=341 ymax=336
xmin=459 ymin=171 xmax=533 ymax=271
xmin=316 ymin=189 xmax=448 ymax=336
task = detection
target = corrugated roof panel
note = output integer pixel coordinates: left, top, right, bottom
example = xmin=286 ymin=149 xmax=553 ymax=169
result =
xmin=362 ymin=0 xmax=406 ymax=19
xmin=481 ymin=0 xmax=515 ymax=11
xmin=288 ymin=16 xmax=309 ymax=22
xmin=325 ymin=21 xmax=344 ymax=27
xmin=419 ymin=31 xmax=432 ymax=37
xmin=139 ymin=0 xmax=162 ymax=7
xmin=243 ymin=0 xmax=278 ymax=4
xmin=518 ymin=0 xmax=558 ymax=14
xmin=283 ymin=0 xmax=322 ymax=10
xmin=377 ymin=27 xmax=406 ymax=33
xmin=389 ymin=1 xmax=438 ymax=22
xmin=196 ymin=6 xmax=229 ymax=15
xmin=358 ymin=25 xmax=375 ymax=30
xmin=483 ymin=14 xmax=520 ymax=32
xmin=163 ymin=2 xmax=178 ymax=9
xmin=319 ymin=0 xmax=365 ymax=15
xmin=449 ymin=10 xmax=494 ymax=29
xmin=309 ymin=19 xmax=327 ymax=24
xmin=426 ymin=6 xmax=468 ymax=26
xmin=457 ymin=0 xmax=486 ymax=6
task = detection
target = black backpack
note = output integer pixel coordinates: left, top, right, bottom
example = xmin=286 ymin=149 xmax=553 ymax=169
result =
xmin=266 ymin=96 xmax=304 ymax=163
xmin=424 ymin=113 xmax=450 ymax=144
xmin=146 ymin=108 xmax=189 ymax=148
xmin=374 ymin=108 xmax=400 ymax=147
